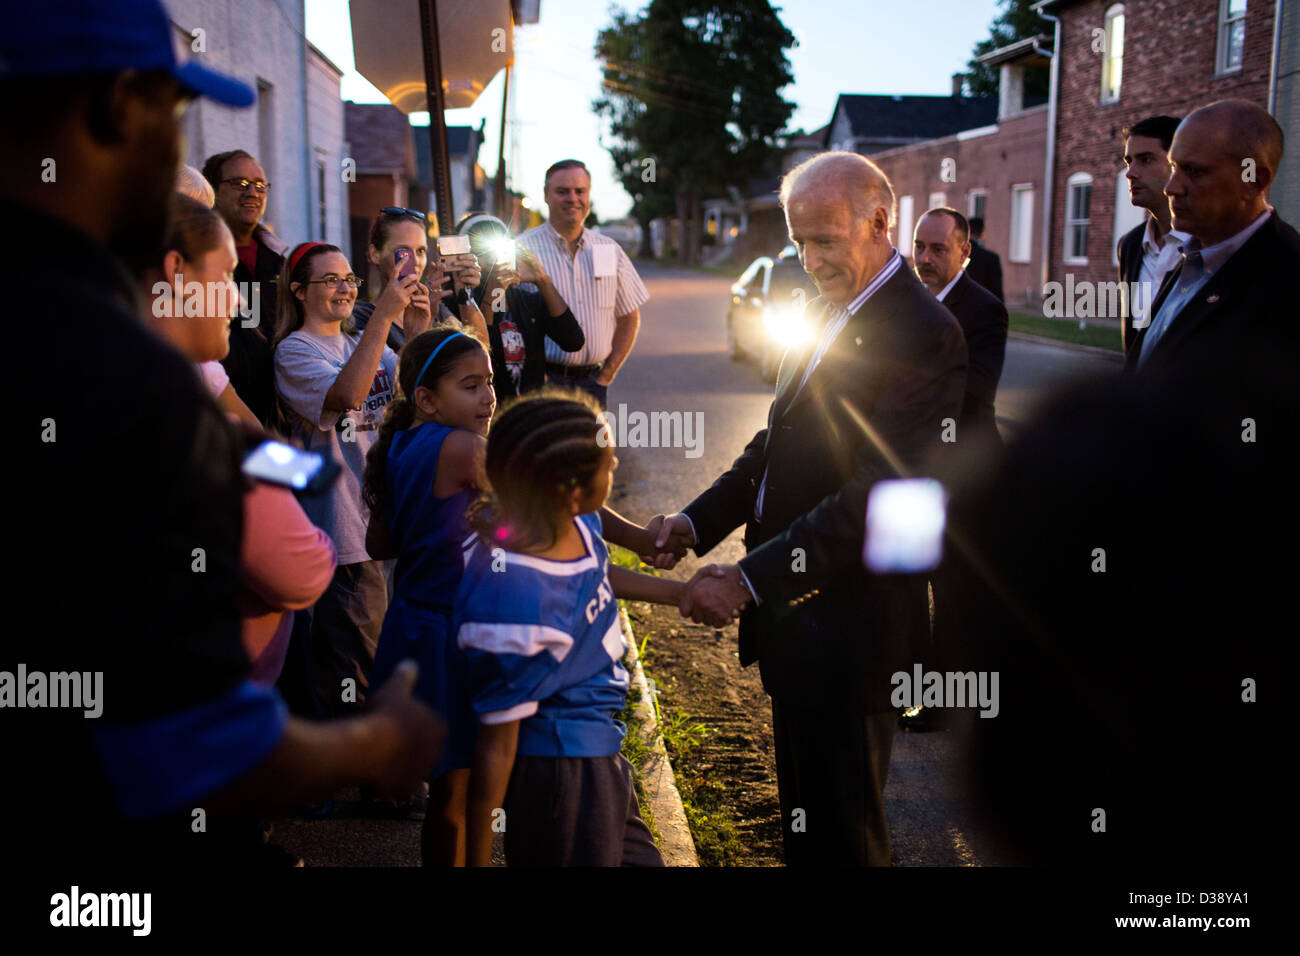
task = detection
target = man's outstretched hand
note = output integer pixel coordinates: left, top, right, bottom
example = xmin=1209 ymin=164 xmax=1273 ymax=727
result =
xmin=680 ymin=563 xmax=753 ymax=627
xmin=641 ymin=512 xmax=696 ymax=569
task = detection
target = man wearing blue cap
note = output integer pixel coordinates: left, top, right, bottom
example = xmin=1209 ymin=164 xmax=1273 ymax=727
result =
xmin=1 ymin=0 xmax=442 ymax=873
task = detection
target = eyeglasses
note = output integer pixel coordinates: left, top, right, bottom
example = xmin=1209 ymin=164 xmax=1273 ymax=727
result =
xmin=381 ymin=206 xmax=427 ymax=220
xmin=220 ymin=177 xmax=270 ymax=194
xmin=305 ymin=274 xmax=364 ymax=289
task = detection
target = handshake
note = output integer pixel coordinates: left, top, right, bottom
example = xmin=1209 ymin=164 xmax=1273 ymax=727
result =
xmin=636 ymin=513 xmax=755 ymax=628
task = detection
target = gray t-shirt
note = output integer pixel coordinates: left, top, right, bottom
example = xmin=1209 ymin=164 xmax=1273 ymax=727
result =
xmin=274 ymin=329 xmax=398 ymax=565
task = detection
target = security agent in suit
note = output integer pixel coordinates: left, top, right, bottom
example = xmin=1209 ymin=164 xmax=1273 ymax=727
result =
xmin=1115 ymin=115 xmax=1186 ymax=355
xmin=1126 ymin=100 xmax=1300 ymax=377
xmin=914 ymin=207 xmax=1008 ymax=448
xmin=964 ymin=216 xmax=1003 ymax=303
xmin=941 ymin=352 xmax=1288 ymax=865
xmin=659 ymin=153 xmax=967 ymax=865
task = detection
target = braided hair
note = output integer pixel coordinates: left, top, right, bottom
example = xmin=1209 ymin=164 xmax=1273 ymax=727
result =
xmin=469 ymin=389 xmax=608 ymax=552
xmin=362 ymin=325 xmax=488 ymax=519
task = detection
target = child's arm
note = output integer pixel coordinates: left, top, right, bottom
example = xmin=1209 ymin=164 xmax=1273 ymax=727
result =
xmin=432 ymin=429 xmax=487 ymax=498
xmin=599 ymin=506 xmax=691 ymax=569
xmin=467 ymin=719 xmax=520 ymax=867
xmin=608 ymin=564 xmax=684 ymax=607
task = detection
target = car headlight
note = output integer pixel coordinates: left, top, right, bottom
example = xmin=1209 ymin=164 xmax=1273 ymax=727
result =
xmin=762 ymin=306 xmax=812 ymax=346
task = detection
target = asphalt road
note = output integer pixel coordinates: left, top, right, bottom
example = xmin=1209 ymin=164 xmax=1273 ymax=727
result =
xmin=610 ymin=262 xmax=1123 ymax=866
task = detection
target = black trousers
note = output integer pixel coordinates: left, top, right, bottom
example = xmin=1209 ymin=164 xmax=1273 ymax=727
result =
xmin=545 ymin=369 xmax=608 ymax=410
xmin=503 ymin=753 xmax=663 ymax=867
xmin=304 ymin=561 xmax=388 ymax=719
xmin=771 ymin=699 xmax=896 ymax=866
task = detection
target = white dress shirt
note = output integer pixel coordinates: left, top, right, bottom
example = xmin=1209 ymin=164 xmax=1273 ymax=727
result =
xmin=934 ymin=271 xmax=962 ymax=303
xmin=1130 ymin=216 xmax=1191 ymax=328
xmin=515 ymin=221 xmax=650 ymax=367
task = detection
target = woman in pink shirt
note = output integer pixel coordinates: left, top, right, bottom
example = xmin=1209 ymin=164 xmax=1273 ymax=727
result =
xmin=147 ymin=194 xmax=337 ymax=681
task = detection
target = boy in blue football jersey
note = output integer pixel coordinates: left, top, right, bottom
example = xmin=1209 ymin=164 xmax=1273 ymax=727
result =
xmin=457 ymin=392 xmax=685 ymax=866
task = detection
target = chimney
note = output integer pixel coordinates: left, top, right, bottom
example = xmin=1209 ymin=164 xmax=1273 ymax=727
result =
xmin=952 ymin=73 xmax=964 ymax=97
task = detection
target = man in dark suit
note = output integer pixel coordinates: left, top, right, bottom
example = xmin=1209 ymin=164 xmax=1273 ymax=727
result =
xmin=1127 ymin=100 xmax=1299 ymax=377
xmin=914 ymin=207 xmax=1008 ymax=448
xmin=1115 ymin=116 xmax=1186 ymax=355
xmin=965 ymin=216 xmax=1004 ymax=303
xmin=653 ymin=153 xmax=967 ymax=865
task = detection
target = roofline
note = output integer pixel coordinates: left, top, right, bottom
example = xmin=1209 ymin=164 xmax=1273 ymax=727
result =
xmin=307 ymin=41 xmax=346 ymax=78
xmin=977 ymin=34 xmax=1054 ymax=66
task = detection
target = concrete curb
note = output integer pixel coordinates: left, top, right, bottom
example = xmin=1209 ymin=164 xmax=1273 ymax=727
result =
xmin=620 ymin=606 xmax=699 ymax=866
xmin=1008 ymin=330 xmax=1125 ymax=360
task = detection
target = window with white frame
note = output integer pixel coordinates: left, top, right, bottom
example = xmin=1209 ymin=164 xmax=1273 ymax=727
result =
xmin=968 ymin=190 xmax=987 ymax=224
xmin=1112 ymin=169 xmax=1147 ymax=266
xmin=928 ymin=192 xmax=947 ymax=212
xmin=1065 ymin=173 xmax=1093 ymax=263
xmin=1217 ymin=0 xmax=1247 ymax=73
xmin=1101 ymin=5 xmax=1125 ymax=104
xmin=1009 ymin=184 xmax=1034 ymax=263
xmin=897 ymin=195 xmax=915 ymax=251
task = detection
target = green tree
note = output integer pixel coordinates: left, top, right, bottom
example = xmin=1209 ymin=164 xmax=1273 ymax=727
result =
xmin=966 ymin=0 xmax=1051 ymax=100
xmin=594 ymin=0 xmax=796 ymax=264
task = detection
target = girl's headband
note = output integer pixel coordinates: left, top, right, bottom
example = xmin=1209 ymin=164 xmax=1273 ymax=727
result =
xmin=289 ymin=242 xmax=328 ymax=274
xmin=414 ymin=332 xmax=468 ymax=392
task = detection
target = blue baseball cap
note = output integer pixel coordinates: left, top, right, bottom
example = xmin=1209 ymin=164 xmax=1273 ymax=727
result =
xmin=0 ymin=0 xmax=255 ymax=107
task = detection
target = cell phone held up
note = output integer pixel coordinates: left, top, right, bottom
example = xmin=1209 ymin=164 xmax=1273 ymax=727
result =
xmin=394 ymin=247 xmax=417 ymax=280
xmin=433 ymin=234 xmax=471 ymax=296
xmin=242 ymin=440 xmax=341 ymax=497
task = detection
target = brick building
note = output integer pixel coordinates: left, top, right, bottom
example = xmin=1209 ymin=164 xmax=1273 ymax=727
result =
xmin=1039 ymin=0 xmax=1281 ymax=292
xmin=870 ymin=39 xmax=1052 ymax=305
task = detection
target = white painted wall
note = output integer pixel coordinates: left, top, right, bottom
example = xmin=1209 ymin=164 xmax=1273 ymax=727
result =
xmin=167 ymin=0 xmax=344 ymax=251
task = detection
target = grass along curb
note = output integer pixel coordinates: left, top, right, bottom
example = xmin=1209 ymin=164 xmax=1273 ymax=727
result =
xmin=617 ymin=604 xmax=699 ymax=866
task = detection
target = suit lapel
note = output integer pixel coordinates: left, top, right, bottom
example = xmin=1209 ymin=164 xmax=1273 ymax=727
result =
xmin=770 ymin=297 xmax=828 ymax=421
xmin=941 ymin=273 xmax=969 ymax=315
xmin=783 ymin=269 xmax=904 ymax=419
xmin=1127 ymin=214 xmax=1279 ymax=370
xmin=1125 ymin=260 xmax=1184 ymax=372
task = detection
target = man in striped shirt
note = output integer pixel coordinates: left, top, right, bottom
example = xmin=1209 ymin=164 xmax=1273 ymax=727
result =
xmin=517 ymin=159 xmax=650 ymax=409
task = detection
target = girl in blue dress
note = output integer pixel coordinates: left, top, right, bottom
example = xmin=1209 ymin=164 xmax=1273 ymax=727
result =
xmin=363 ymin=325 xmax=496 ymax=866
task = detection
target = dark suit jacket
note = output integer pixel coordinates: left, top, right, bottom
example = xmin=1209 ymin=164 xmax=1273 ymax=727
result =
xmin=1116 ymin=219 xmax=1147 ymax=354
xmin=941 ymin=272 xmax=1008 ymax=445
xmin=683 ymin=263 xmax=968 ymax=712
xmin=224 ymin=227 xmax=285 ymax=427
xmin=965 ymin=240 xmax=1003 ymax=303
xmin=1123 ymin=211 xmax=1300 ymax=378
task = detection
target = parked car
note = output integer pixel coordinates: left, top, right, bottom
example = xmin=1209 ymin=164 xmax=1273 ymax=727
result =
xmin=726 ymin=248 xmax=817 ymax=381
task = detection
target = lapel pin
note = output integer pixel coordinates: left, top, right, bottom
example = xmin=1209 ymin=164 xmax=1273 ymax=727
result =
xmin=1206 ymin=294 xmax=1220 ymax=303
xmin=854 ymin=336 xmax=862 ymax=346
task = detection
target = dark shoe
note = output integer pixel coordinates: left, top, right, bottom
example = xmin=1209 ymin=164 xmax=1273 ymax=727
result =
xmin=898 ymin=705 xmax=947 ymax=732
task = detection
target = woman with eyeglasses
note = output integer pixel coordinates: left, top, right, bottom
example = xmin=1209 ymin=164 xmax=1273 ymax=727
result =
xmin=273 ymin=241 xmax=419 ymax=721
xmin=352 ymin=207 xmax=488 ymax=353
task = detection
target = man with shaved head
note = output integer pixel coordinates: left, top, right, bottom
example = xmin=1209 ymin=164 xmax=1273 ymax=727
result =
xmin=654 ymin=151 xmax=968 ymax=865
xmin=1127 ymin=99 xmax=1299 ymax=374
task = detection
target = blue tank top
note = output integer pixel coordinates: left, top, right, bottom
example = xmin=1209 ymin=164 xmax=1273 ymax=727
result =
xmin=384 ymin=422 xmax=473 ymax=609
